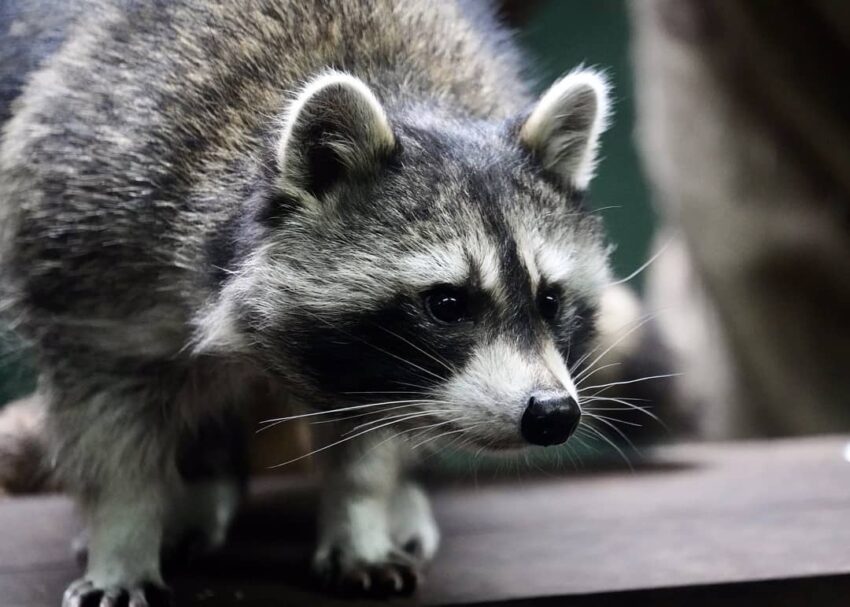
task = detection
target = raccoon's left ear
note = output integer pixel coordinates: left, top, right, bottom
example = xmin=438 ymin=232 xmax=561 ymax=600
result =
xmin=276 ymin=71 xmax=395 ymax=200
xmin=519 ymin=69 xmax=611 ymax=191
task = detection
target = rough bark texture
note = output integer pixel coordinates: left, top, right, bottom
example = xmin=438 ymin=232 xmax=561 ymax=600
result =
xmin=632 ymin=0 xmax=850 ymax=437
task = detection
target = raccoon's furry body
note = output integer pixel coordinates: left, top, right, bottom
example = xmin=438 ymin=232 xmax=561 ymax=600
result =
xmin=1 ymin=1 xmax=614 ymax=604
xmin=1 ymin=0 xmax=526 ymax=350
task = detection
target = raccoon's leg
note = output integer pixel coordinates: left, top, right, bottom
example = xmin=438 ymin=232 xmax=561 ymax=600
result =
xmin=313 ymin=428 xmax=438 ymax=597
xmin=387 ymin=481 xmax=440 ymax=564
xmin=65 ymin=485 xmax=174 ymax=607
xmin=70 ymin=422 xmax=246 ymax=573
xmin=50 ymin=376 xmax=183 ymax=607
xmin=166 ymin=413 xmax=248 ymax=565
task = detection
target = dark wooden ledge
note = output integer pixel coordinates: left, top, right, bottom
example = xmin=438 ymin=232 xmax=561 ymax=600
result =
xmin=2 ymin=436 xmax=850 ymax=606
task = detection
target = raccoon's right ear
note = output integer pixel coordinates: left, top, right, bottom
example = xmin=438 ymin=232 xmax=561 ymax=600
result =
xmin=275 ymin=71 xmax=395 ymax=201
xmin=518 ymin=69 xmax=611 ymax=191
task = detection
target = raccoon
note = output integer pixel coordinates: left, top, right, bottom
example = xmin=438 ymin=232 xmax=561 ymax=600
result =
xmin=0 ymin=0 xmax=613 ymax=604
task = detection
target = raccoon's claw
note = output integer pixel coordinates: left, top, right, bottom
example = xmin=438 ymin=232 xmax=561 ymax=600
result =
xmin=314 ymin=481 xmax=437 ymax=597
xmin=340 ymin=562 xmax=420 ymax=597
xmin=318 ymin=551 xmax=421 ymax=598
xmin=63 ymin=579 xmax=173 ymax=607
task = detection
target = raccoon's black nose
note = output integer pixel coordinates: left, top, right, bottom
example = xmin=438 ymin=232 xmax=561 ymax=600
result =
xmin=521 ymin=392 xmax=581 ymax=446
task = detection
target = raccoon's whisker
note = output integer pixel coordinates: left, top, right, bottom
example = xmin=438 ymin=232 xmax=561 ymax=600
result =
xmin=583 ymin=406 xmax=650 ymax=413
xmin=579 ymin=372 xmax=682 ymax=395
xmin=409 ymin=425 xmax=468 ymax=452
xmin=573 ymin=427 xmax=599 ymax=451
xmin=269 ymin=411 xmax=447 ymax=468
xmin=363 ymin=417 xmax=465 ymax=457
xmin=343 ymin=412 xmax=444 ymax=447
xmin=582 ymin=396 xmax=667 ymax=427
xmin=591 ymin=205 xmax=623 ymax=213
xmin=571 ymin=432 xmax=596 ymax=458
xmin=573 ymin=362 xmax=622 ymax=387
xmin=376 ymin=348 xmax=445 ymax=383
xmin=415 ymin=420 xmax=485 ymax=456
xmin=211 ymin=264 xmax=238 ymax=276
xmin=301 ymin=309 xmax=446 ymax=383
xmin=342 ymin=390 xmax=433 ymax=396
xmin=413 ymin=425 xmax=465 ymax=448
xmin=580 ymin=422 xmax=633 ymax=470
xmin=583 ymin=412 xmax=642 ymax=428
xmin=257 ymin=399 xmax=442 ymax=431
xmin=310 ymin=401 xmax=450 ymax=425
xmin=558 ymin=444 xmax=575 ymax=470
xmin=567 ymin=442 xmax=585 ymax=468
xmin=472 ymin=442 xmax=490 ymax=463
xmin=583 ymin=395 xmax=651 ymax=403
xmin=384 ymin=355 xmax=445 ymax=385
xmin=568 ymin=310 xmax=659 ymax=376
xmin=376 ymin=325 xmax=456 ymax=375
xmin=448 ymin=429 xmax=482 ymax=454
xmin=393 ymin=380 xmax=440 ymax=392
xmin=605 ymin=239 xmax=671 ymax=288
xmin=570 ymin=313 xmax=658 ymax=382
xmin=435 ymin=437 xmax=467 ymax=461
xmin=257 ymin=400 xmax=420 ymax=432
xmin=344 ymin=409 xmax=454 ymax=436
xmin=584 ymin=413 xmax=641 ymax=455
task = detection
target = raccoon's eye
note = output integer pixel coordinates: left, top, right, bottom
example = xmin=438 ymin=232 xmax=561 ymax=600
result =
xmin=538 ymin=288 xmax=560 ymax=321
xmin=424 ymin=287 xmax=470 ymax=324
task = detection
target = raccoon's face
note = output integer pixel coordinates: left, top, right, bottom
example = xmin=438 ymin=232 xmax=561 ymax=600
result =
xmin=238 ymin=70 xmax=612 ymax=450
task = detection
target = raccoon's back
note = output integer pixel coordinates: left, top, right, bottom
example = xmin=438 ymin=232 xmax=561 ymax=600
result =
xmin=0 ymin=0 xmax=528 ymax=333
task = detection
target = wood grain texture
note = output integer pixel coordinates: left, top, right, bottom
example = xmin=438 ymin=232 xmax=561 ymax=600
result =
xmin=2 ymin=436 xmax=850 ymax=606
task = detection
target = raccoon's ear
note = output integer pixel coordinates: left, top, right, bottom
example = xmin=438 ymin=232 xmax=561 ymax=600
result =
xmin=519 ymin=69 xmax=611 ymax=191
xmin=276 ymin=71 xmax=395 ymax=200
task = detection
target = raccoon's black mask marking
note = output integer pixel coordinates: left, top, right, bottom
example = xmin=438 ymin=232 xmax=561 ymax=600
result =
xmin=285 ymin=297 xmax=477 ymax=404
xmin=284 ymin=288 xmax=598 ymax=409
xmin=557 ymin=301 xmax=599 ymax=370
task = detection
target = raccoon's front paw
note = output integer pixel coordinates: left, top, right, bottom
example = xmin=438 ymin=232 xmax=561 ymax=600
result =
xmin=314 ymin=543 xmax=421 ymax=598
xmin=314 ymin=483 xmax=438 ymax=597
xmin=388 ymin=482 xmax=440 ymax=564
xmin=63 ymin=578 xmax=173 ymax=607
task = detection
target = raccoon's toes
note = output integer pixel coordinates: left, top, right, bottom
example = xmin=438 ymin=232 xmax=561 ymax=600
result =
xmin=63 ymin=578 xmax=173 ymax=607
xmin=316 ymin=547 xmax=421 ymax=598
xmin=389 ymin=482 xmax=440 ymax=563
xmin=337 ymin=561 xmax=420 ymax=598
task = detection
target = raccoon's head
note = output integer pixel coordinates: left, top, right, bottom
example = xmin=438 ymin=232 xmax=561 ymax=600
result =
xmin=224 ymin=69 xmax=612 ymax=450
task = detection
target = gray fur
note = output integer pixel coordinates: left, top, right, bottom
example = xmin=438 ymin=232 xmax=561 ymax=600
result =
xmin=0 ymin=0 xmax=612 ymax=602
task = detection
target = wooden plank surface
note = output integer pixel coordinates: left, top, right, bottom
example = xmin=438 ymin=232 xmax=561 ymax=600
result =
xmin=2 ymin=436 xmax=850 ymax=606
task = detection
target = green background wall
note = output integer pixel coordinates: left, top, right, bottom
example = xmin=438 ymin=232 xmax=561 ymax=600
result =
xmin=0 ymin=332 xmax=34 ymax=405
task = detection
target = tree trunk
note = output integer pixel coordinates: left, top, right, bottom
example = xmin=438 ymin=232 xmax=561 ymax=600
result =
xmin=631 ymin=0 xmax=850 ymax=437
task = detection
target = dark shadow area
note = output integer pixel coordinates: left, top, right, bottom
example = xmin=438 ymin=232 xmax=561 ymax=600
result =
xmin=483 ymin=574 xmax=850 ymax=607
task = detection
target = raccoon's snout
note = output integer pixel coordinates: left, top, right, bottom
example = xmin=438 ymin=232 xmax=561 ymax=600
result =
xmin=520 ymin=392 xmax=581 ymax=446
